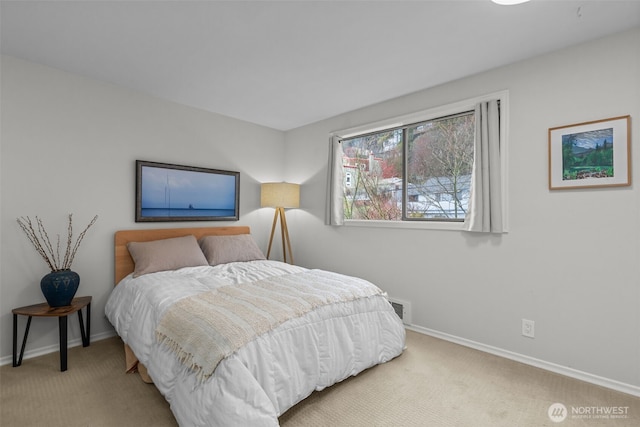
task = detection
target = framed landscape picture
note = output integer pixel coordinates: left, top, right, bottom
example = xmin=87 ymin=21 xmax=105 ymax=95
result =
xmin=136 ymin=160 xmax=240 ymax=222
xmin=548 ymin=115 xmax=631 ymax=190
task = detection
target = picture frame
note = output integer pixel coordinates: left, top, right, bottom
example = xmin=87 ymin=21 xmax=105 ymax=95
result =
xmin=548 ymin=115 xmax=631 ymax=190
xmin=136 ymin=160 xmax=240 ymax=222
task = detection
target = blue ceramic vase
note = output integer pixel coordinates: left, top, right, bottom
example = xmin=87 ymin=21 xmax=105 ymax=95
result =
xmin=40 ymin=270 xmax=80 ymax=307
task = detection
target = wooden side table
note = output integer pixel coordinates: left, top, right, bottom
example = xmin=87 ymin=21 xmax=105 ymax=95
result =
xmin=12 ymin=296 xmax=91 ymax=371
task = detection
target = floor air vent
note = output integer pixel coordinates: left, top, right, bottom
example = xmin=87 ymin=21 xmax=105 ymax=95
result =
xmin=388 ymin=298 xmax=412 ymax=325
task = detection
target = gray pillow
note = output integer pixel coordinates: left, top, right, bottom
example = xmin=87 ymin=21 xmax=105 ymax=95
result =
xmin=127 ymin=235 xmax=208 ymax=277
xmin=199 ymin=234 xmax=266 ymax=266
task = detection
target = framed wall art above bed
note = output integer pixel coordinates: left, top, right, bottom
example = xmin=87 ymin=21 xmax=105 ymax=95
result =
xmin=135 ymin=160 xmax=240 ymax=222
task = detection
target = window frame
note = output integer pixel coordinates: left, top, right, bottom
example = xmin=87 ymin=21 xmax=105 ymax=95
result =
xmin=331 ymin=90 xmax=509 ymax=231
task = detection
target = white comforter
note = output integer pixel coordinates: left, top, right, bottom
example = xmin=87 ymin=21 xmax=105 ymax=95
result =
xmin=105 ymin=260 xmax=406 ymax=426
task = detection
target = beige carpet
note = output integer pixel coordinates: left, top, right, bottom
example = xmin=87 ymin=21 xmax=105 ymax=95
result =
xmin=1 ymin=330 xmax=638 ymax=426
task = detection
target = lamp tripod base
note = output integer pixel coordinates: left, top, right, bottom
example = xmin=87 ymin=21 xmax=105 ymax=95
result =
xmin=266 ymin=207 xmax=294 ymax=264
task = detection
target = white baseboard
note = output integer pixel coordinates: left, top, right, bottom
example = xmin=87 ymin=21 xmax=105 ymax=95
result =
xmin=0 ymin=330 xmax=117 ymax=367
xmin=407 ymin=325 xmax=640 ymax=398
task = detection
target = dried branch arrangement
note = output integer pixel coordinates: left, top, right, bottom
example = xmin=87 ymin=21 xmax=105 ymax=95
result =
xmin=17 ymin=214 xmax=98 ymax=272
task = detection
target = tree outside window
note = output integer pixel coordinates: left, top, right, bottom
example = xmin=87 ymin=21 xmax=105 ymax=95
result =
xmin=341 ymin=112 xmax=474 ymax=222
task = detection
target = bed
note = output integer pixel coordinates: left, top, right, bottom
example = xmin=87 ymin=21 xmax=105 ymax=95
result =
xmin=105 ymin=226 xmax=406 ymax=426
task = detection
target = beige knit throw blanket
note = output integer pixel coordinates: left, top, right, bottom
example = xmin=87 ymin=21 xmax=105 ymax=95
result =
xmin=155 ymin=269 xmax=383 ymax=381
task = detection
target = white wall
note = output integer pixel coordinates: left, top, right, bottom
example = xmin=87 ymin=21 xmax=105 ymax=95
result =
xmin=0 ymin=56 xmax=286 ymax=360
xmin=284 ymin=28 xmax=640 ymax=392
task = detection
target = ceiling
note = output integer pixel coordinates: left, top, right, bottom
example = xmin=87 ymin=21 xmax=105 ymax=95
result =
xmin=2 ymin=1 xmax=639 ymax=131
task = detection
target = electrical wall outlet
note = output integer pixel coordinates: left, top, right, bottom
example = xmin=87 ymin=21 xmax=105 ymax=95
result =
xmin=522 ymin=319 xmax=535 ymax=338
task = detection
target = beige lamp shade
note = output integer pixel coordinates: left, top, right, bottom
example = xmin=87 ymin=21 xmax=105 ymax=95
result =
xmin=261 ymin=182 xmax=300 ymax=208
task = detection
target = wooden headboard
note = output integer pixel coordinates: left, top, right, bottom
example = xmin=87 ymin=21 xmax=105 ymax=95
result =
xmin=114 ymin=226 xmax=251 ymax=284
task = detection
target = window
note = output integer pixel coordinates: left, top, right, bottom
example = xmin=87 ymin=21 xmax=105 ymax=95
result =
xmin=342 ymin=112 xmax=474 ymax=221
xmin=329 ymin=91 xmax=508 ymax=231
